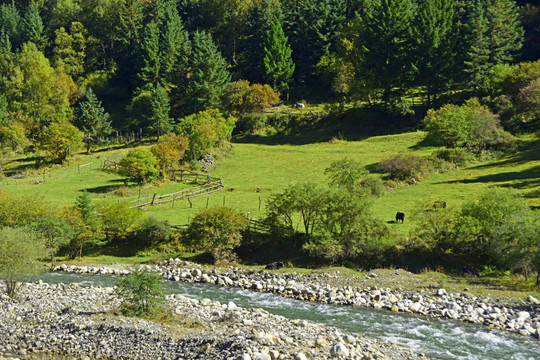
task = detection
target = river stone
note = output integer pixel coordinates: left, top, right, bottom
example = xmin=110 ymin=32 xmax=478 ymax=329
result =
xmin=527 ymin=295 xmax=540 ymax=305
xmin=252 ymin=352 xmax=271 ymax=360
xmin=330 ymin=342 xmax=349 ymax=357
xmin=191 ymin=268 xmax=202 ymax=277
xmin=295 ymin=353 xmax=308 ymax=360
xmin=227 ymin=301 xmax=238 ymax=311
xmin=241 ymin=354 xmax=252 ymax=360
xmin=436 ymin=289 xmax=447 ymax=296
xmin=518 ymin=311 xmax=530 ymax=320
xmin=409 ymin=303 xmax=422 ymax=313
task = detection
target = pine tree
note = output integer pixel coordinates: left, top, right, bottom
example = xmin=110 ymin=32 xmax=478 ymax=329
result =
xmin=138 ymin=21 xmax=161 ymax=89
xmin=263 ymin=20 xmax=295 ymax=93
xmin=239 ymin=0 xmax=283 ymax=83
xmin=293 ymin=0 xmax=346 ymax=84
xmin=463 ymin=0 xmax=524 ymax=93
xmin=76 ymin=88 xmax=111 ymax=154
xmin=361 ymin=0 xmax=417 ymax=101
xmin=0 ymin=2 xmax=22 ymax=49
xmin=22 ymin=1 xmax=47 ymax=51
xmin=413 ymin=0 xmax=459 ymax=105
xmin=149 ymin=84 xmax=173 ymax=141
xmin=188 ymin=31 xmax=231 ymax=113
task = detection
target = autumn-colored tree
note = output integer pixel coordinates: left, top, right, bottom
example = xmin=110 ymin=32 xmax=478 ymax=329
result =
xmin=150 ymin=134 xmax=188 ymax=179
xmin=37 ymin=121 xmax=83 ymax=163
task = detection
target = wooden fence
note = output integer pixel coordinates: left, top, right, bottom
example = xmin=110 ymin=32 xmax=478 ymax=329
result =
xmin=246 ymin=218 xmax=271 ymax=233
xmin=130 ymin=178 xmax=224 ymax=208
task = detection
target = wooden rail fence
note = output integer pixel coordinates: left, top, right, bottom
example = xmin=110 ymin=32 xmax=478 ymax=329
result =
xmin=130 ymin=176 xmax=224 ymax=209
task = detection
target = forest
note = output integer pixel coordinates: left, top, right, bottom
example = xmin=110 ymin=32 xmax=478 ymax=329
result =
xmin=0 ymin=0 xmax=539 ymax=280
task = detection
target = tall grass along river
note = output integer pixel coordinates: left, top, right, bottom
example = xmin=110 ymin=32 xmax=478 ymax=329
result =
xmin=40 ymin=272 xmax=539 ymax=360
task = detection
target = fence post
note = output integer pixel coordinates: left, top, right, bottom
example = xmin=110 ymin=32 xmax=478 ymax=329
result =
xmin=259 ymin=196 xmax=261 ymax=211
xmin=223 ymin=196 xmax=225 ymax=206
xmin=151 ymin=193 xmax=156 ymax=205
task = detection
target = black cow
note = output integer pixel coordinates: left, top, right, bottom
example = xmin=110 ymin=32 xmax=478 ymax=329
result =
xmin=265 ymin=261 xmax=284 ymax=270
xmin=395 ymin=212 xmax=405 ymax=223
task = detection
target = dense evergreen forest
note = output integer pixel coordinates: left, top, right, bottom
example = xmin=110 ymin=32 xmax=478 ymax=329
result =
xmin=0 ymin=0 xmax=537 ymax=153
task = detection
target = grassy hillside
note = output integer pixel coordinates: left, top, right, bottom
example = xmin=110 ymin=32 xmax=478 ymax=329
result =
xmin=2 ymin=127 xmax=538 ymax=235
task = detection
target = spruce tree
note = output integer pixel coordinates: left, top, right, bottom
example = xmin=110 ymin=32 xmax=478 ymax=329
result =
xmin=76 ymin=88 xmax=112 ymax=154
xmin=149 ymin=84 xmax=173 ymax=141
xmin=361 ymin=0 xmax=417 ymax=101
xmin=240 ymin=0 xmax=283 ymax=83
xmin=287 ymin=0 xmax=346 ymax=85
xmin=114 ymin=0 xmax=144 ymax=92
xmin=413 ymin=0 xmax=459 ymax=105
xmin=0 ymin=2 xmax=22 ymax=49
xmin=22 ymin=1 xmax=47 ymax=51
xmin=188 ymin=30 xmax=230 ymax=113
xmin=463 ymin=0 xmax=523 ymax=93
xmin=138 ymin=21 xmax=161 ymax=90
xmin=263 ymin=20 xmax=295 ymax=93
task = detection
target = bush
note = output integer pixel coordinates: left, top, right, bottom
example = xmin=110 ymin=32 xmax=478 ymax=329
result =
xmin=377 ymin=154 xmax=429 ymax=181
xmin=433 ymin=148 xmax=473 ymax=166
xmin=118 ymin=149 xmax=160 ymax=185
xmin=0 ymin=226 xmax=46 ymax=297
xmin=115 ymin=267 xmax=165 ymax=317
xmin=98 ymin=201 xmax=144 ymax=241
xmin=222 ymin=80 xmax=280 ymax=113
xmin=235 ymin=113 xmax=268 ymax=134
xmin=137 ymin=217 xmax=172 ymax=246
xmin=175 ymin=108 xmax=236 ymax=160
xmin=150 ymin=134 xmax=189 ymax=179
xmin=184 ymin=207 xmax=248 ymax=264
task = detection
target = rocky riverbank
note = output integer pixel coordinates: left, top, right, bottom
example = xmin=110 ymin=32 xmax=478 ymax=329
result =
xmin=55 ymin=260 xmax=540 ymax=340
xmin=0 ymin=281 xmax=429 ymax=360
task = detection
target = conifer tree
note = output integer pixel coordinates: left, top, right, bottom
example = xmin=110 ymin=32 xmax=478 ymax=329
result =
xmin=360 ymin=0 xmax=417 ymax=101
xmin=263 ymin=20 xmax=294 ymax=93
xmin=413 ymin=0 xmax=459 ymax=105
xmin=0 ymin=2 xmax=22 ymax=49
xmin=463 ymin=0 xmax=523 ymax=93
xmin=139 ymin=21 xmax=161 ymax=90
xmin=240 ymin=0 xmax=283 ymax=83
xmin=149 ymin=84 xmax=173 ymax=141
xmin=287 ymin=0 xmax=346 ymax=84
xmin=22 ymin=1 xmax=47 ymax=51
xmin=76 ymin=88 xmax=111 ymax=154
xmin=114 ymin=0 xmax=144 ymax=92
xmin=188 ymin=31 xmax=230 ymax=113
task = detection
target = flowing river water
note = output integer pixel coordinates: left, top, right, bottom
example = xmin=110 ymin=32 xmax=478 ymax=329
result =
xmin=38 ymin=272 xmax=540 ymax=360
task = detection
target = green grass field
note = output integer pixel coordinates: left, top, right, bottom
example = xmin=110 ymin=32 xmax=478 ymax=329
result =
xmin=2 ymin=120 xmax=538 ymax=233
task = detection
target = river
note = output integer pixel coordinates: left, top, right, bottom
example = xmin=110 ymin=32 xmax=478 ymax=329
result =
xmin=38 ymin=272 xmax=540 ymax=360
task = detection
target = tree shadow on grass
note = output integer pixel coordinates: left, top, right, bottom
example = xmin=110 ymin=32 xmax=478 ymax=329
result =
xmin=234 ymin=107 xmax=419 ymax=146
xmin=435 ymin=137 xmax=540 ymax=194
xmin=83 ymin=179 xmax=127 ymax=194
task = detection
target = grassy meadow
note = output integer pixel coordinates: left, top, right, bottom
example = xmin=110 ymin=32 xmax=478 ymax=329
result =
xmin=2 ymin=118 xmax=538 ymax=236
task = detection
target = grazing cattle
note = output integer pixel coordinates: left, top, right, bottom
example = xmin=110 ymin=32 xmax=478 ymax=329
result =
xmin=265 ymin=261 xmax=284 ymax=270
xmin=462 ymin=266 xmax=479 ymax=277
xmin=395 ymin=212 xmax=405 ymax=223
xmin=293 ymin=102 xmax=305 ymax=108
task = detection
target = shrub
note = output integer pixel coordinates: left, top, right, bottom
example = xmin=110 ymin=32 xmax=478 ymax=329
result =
xmin=512 ymin=78 xmax=540 ymax=130
xmin=377 ymin=154 xmax=429 ymax=181
xmin=150 ymin=134 xmax=189 ymax=179
xmin=0 ymin=193 xmax=52 ymax=227
xmin=0 ymin=226 xmax=46 ymax=298
xmin=115 ymin=267 xmax=165 ymax=317
xmin=424 ymin=100 xmax=515 ymax=154
xmin=235 ymin=113 xmax=268 ymax=134
xmin=360 ymin=176 xmax=385 ymax=197
xmin=175 ymin=108 xmax=236 ymax=160
xmin=222 ymin=80 xmax=280 ymax=113
xmin=37 ymin=122 xmax=84 ymax=163
xmin=184 ymin=207 xmax=248 ymax=264
xmin=137 ymin=217 xmax=172 ymax=245
xmin=118 ymin=149 xmax=160 ymax=185
xmin=98 ymin=201 xmax=144 ymax=241
xmin=452 ymin=188 xmax=534 ymax=268
xmin=433 ymin=148 xmax=473 ymax=166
